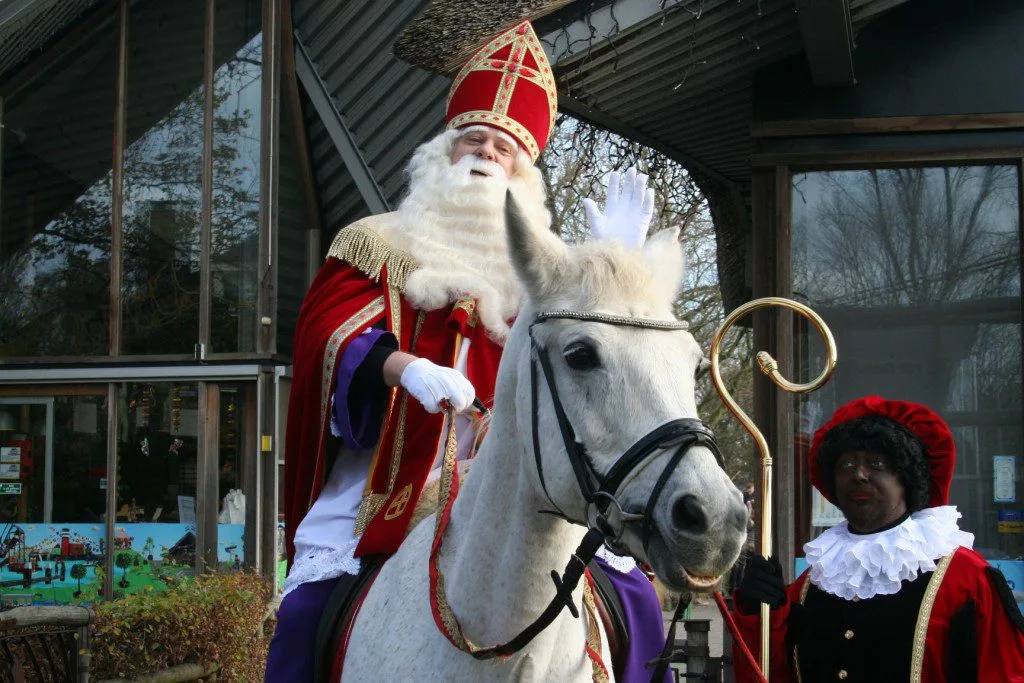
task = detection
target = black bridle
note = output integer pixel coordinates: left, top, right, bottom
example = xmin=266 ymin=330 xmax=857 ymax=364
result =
xmin=529 ymin=309 xmax=724 ymax=553
xmin=464 ymin=309 xmax=726 ymax=673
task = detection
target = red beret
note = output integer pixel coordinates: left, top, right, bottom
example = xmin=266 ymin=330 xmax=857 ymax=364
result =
xmin=807 ymin=396 xmax=955 ymax=508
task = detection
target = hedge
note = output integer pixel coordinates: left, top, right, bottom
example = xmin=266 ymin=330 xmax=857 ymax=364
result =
xmin=91 ymin=571 xmax=272 ymax=681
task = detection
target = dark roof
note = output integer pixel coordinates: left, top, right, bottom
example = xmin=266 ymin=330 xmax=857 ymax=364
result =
xmin=0 ymin=0 xmax=107 ymax=85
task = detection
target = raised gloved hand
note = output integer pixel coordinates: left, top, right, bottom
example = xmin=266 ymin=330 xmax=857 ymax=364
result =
xmin=582 ymin=166 xmax=656 ymax=249
xmin=735 ymin=553 xmax=786 ymax=612
xmin=399 ymin=358 xmax=476 ymax=414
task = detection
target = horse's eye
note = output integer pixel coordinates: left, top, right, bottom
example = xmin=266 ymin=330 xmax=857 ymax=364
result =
xmin=563 ymin=342 xmax=600 ymax=371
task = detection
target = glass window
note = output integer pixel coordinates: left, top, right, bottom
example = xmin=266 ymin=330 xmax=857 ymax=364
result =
xmin=115 ymin=382 xmax=199 ymax=598
xmin=211 ymin=0 xmax=262 ymax=353
xmin=0 ymin=391 xmax=109 ymax=605
xmin=216 ymin=383 xmax=253 ymax=569
xmin=791 ymin=166 xmax=1022 ymax=567
xmin=0 ymin=22 xmax=118 ymax=357
xmin=121 ymin=0 xmax=206 ymax=355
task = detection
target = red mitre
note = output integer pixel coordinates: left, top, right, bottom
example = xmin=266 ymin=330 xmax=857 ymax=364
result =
xmin=446 ymin=20 xmax=558 ymax=161
xmin=807 ymin=395 xmax=956 ymax=508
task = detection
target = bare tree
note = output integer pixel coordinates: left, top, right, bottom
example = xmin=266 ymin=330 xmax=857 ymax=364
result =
xmin=540 ymin=116 xmax=756 ymax=484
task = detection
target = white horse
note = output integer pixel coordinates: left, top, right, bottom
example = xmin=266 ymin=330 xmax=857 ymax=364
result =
xmin=342 ymin=196 xmax=748 ymax=681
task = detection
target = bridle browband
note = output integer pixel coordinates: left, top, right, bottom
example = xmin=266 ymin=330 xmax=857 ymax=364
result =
xmin=429 ymin=308 xmax=728 ymax=680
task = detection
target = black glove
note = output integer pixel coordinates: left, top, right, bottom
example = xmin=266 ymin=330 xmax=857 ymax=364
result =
xmin=735 ymin=553 xmax=786 ymax=612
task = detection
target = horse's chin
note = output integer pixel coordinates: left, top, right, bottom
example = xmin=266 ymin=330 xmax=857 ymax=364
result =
xmin=645 ymin=534 xmax=726 ymax=594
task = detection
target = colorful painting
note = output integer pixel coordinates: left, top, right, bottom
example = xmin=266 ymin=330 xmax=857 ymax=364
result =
xmin=0 ymin=522 xmax=244 ymax=605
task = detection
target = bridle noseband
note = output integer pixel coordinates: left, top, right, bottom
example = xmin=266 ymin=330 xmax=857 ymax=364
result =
xmin=529 ymin=309 xmax=725 ymax=553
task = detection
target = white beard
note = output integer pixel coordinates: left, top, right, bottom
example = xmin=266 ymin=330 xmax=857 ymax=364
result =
xmin=374 ymin=130 xmax=551 ymax=342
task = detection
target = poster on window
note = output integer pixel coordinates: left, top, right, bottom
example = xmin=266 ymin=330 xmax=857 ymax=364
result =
xmin=811 ymin=488 xmax=845 ymax=527
xmin=0 ymin=448 xmax=20 ymax=463
xmin=994 ymin=455 xmax=1016 ymax=503
xmin=0 ymin=464 xmax=20 ymax=480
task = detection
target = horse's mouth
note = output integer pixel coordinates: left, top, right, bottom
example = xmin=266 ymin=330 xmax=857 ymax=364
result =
xmin=645 ymin=533 xmax=731 ymax=593
xmin=682 ymin=567 xmax=722 ymax=591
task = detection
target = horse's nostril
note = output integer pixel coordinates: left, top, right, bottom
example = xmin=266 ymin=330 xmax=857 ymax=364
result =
xmin=672 ymin=495 xmax=708 ymax=535
xmin=733 ymin=505 xmax=749 ymax=533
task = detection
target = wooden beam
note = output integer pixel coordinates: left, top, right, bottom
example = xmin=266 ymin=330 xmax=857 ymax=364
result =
xmin=109 ymin=0 xmax=127 ymax=358
xmin=795 ymin=0 xmax=855 ymax=86
xmin=196 ymin=382 xmax=220 ymax=573
xmin=753 ymin=113 xmax=1024 ymax=137
xmin=198 ymin=0 xmax=214 ymax=354
xmin=750 ymin=146 xmax=1024 ymax=168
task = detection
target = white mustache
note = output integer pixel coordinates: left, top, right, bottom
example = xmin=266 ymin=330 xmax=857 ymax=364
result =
xmin=454 ymin=155 xmax=505 ymax=179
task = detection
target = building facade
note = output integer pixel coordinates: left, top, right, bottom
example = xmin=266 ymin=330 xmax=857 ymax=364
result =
xmin=0 ymin=0 xmax=310 ymax=602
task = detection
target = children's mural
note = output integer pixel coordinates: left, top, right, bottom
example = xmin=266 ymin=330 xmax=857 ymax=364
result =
xmin=0 ymin=522 xmax=243 ymax=605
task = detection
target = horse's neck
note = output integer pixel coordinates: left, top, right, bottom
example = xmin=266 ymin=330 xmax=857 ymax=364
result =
xmin=441 ymin=409 xmax=588 ymax=645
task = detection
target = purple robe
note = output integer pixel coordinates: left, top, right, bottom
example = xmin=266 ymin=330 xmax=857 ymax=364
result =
xmin=595 ymin=556 xmax=673 ymax=683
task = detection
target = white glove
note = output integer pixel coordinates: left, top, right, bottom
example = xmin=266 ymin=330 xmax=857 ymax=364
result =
xmin=399 ymin=358 xmax=476 ymax=414
xmin=582 ymin=166 xmax=656 ymax=249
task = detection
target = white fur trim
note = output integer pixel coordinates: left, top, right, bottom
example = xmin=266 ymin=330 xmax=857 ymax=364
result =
xmin=803 ymin=505 xmax=974 ymax=600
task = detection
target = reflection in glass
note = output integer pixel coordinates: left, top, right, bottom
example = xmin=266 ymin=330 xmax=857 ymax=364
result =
xmin=792 ymin=166 xmax=1022 ymax=559
xmin=121 ymin=0 xmax=205 ymax=355
xmin=0 ymin=24 xmax=118 ymax=356
xmin=218 ymin=384 xmax=252 ymax=569
xmin=212 ymin=1 xmax=262 ymax=353
xmin=116 ymin=382 xmax=199 ymax=597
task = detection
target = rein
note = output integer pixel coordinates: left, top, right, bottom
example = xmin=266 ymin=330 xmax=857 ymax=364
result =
xmin=427 ymin=309 xmax=728 ymax=681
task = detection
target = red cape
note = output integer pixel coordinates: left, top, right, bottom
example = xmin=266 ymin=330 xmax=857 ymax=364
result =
xmin=284 ymin=253 xmax=503 ymax=565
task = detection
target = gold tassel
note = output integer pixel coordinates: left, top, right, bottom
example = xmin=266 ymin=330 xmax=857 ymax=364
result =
xmin=326 ymin=216 xmax=418 ymax=291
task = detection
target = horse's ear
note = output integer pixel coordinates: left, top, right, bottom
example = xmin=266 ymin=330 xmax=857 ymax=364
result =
xmin=642 ymin=228 xmax=686 ymax=302
xmin=505 ymin=190 xmax=568 ymax=302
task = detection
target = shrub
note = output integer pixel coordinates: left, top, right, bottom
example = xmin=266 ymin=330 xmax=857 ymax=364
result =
xmin=91 ymin=571 xmax=272 ymax=681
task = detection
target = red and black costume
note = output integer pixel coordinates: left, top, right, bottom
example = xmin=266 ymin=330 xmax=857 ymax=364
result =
xmin=732 ymin=396 xmax=1024 ymax=682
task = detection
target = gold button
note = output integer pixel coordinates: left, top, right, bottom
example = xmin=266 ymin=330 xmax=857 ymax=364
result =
xmin=838 ymin=671 xmax=848 ymax=680
xmin=844 ymin=629 xmax=855 ymax=640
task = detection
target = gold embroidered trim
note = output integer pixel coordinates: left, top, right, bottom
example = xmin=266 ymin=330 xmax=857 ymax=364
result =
xmin=355 ymin=309 xmax=425 ymax=535
xmin=448 ymin=111 xmax=540 ymax=161
xmin=310 ymin=295 xmax=386 ymax=510
xmin=452 ymin=298 xmax=478 ymax=327
xmin=582 ymin=578 xmax=610 ymax=682
xmin=910 ymin=553 xmax=954 ymax=683
xmin=327 ymin=219 xmax=419 ymax=291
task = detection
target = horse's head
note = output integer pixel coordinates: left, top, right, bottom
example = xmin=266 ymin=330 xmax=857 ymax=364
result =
xmin=502 ymin=193 xmax=747 ymax=592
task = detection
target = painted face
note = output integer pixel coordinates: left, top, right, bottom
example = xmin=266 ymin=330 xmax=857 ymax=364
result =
xmin=833 ymin=450 xmax=908 ymax=533
xmin=450 ymin=127 xmax=517 ymax=178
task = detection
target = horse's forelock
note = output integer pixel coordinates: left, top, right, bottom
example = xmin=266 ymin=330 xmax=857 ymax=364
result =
xmin=555 ymin=240 xmax=679 ymax=314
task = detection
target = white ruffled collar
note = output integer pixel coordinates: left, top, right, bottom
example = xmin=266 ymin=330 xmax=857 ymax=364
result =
xmin=804 ymin=506 xmax=974 ymax=600
xmin=595 ymin=544 xmax=638 ymax=574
